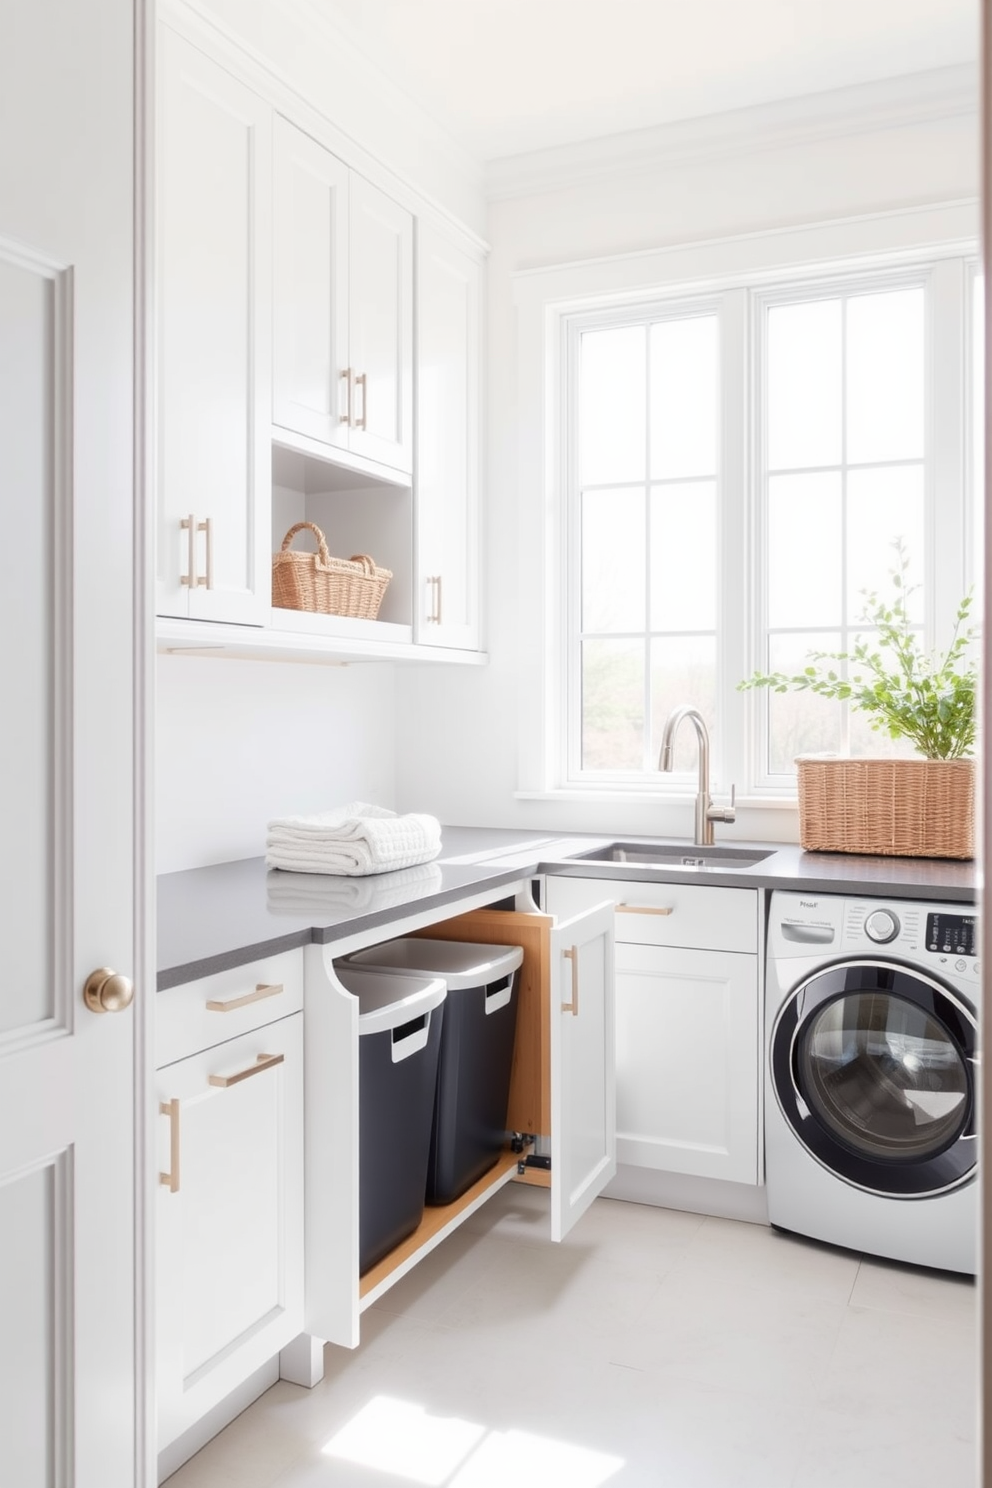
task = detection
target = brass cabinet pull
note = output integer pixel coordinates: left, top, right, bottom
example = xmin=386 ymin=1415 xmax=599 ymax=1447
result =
xmin=616 ymin=904 xmax=674 ymax=916
xmin=206 ymin=982 xmax=284 ymax=1014
xmin=208 ymin=1052 xmax=284 ymax=1089
xmin=561 ymin=946 xmax=579 ymax=1016
xmin=180 ymin=513 xmax=198 ymax=587
xmin=202 ymin=515 xmax=213 ymax=590
xmin=180 ymin=514 xmax=211 ymax=589
xmin=159 ymin=1098 xmax=181 ymax=1193
xmin=355 ymin=371 xmax=367 ymax=430
xmin=340 ymin=366 xmax=353 ymax=425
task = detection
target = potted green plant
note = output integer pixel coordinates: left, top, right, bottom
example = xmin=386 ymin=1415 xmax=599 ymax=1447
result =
xmin=739 ymin=542 xmax=978 ymax=858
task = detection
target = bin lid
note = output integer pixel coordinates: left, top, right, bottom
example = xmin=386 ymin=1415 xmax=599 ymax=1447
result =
xmin=344 ymin=937 xmax=524 ymax=989
xmin=331 ymin=963 xmax=446 ymax=1035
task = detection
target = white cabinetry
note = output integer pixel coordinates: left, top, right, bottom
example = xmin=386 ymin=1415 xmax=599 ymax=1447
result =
xmin=273 ymin=116 xmax=413 ymax=477
xmin=545 ymin=877 xmax=761 ymax=1186
xmin=157 ymin=26 xmax=271 ymax=624
xmin=155 ymin=952 xmax=305 ymax=1455
xmin=304 ymin=896 xmax=616 ymax=1348
xmin=414 ymin=221 xmax=482 ymax=649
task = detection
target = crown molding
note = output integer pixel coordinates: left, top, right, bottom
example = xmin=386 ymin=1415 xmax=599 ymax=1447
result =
xmin=486 ymin=64 xmax=978 ymax=202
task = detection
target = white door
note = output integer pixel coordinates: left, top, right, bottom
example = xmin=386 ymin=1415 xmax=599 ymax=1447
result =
xmin=415 ymin=221 xmax=481 ymax=650
xmin=157 ymin=25 xmax=271 ymax=625
xmin=614 ymin=943 xmax=760 ymax=1185
xmin=550 ymin=903 xmax=616 ymax=1240
xmin=348 ymin=174 xmax=413 ymax=473
xmin=272 ymin=116 xmax=351 ymax=454
xmin=0 ymin=2 xmax=143 ymax=1485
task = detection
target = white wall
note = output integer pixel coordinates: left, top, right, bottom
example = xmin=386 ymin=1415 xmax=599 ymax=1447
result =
xmin=394 ymin=81 xmax=980 ymax=842
xmin=156 ymin=656 xmax=397 ymax=871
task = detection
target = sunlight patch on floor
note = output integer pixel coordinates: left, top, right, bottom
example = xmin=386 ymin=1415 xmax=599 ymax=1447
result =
xmin=320 ymin=1394 xmax=624 ymax=1487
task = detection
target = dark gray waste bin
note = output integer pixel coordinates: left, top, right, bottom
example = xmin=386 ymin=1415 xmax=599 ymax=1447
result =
xmin=332 ymin=964 xmax=446 ymax=1274
xmin=344 ymin=939 xmax=524 ymax=1205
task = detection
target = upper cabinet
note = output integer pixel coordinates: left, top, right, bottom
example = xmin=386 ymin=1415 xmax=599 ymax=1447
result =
xmin=157 ymin=27 xmax=272 ymax=625
xmin=156 ymin=21 xmax=484 ymax=659
xmin=272 ymin=119 xmax=414 ymax=478
xmin=414 ymin=222 xmax=482 ymax=650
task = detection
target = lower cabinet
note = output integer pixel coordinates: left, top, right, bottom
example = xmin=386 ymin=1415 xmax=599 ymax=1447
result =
xmin=155 ymin=953 xmax=305 ymax=1452
xmin=545 ymin=875 xmax=761 ymax=1186
xmin=303 ymin=895 xmax=616 ymax=1349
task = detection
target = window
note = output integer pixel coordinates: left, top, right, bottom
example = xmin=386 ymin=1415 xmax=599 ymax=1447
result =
xmin=562 ymin=256 xmax=977 ymax=798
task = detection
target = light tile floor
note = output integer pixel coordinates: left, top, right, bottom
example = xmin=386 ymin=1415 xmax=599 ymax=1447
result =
xmin=164 ymin=1186 xmax=978 ymax=1488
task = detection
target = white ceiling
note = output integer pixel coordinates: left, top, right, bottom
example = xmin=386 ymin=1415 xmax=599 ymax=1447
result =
xmin=311 ymin=0 xmax=978 ymax=161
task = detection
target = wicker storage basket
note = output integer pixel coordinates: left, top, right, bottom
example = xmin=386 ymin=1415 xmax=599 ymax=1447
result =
xmin=272 ymin=522 xmax=392 ymax=621
xmin=795 ymin=755 xmax=975 ymax=860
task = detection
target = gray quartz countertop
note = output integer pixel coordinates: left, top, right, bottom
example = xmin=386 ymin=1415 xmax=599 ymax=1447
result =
xmin=157 ymin=825 xmax=977 ymax=989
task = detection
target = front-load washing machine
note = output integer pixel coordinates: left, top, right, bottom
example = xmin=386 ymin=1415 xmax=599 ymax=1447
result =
xmin=765 ymin=891 xmax=978 ymax=1274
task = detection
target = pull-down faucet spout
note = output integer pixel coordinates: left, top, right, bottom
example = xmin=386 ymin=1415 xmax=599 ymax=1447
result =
xmin=658 ymin=706 xmax=736 ymax=847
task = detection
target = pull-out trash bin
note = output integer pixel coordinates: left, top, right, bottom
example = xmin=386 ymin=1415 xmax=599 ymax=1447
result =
xmin=344 ymin=939 xmax=524 ymax=1205
xmin=332 ymin=963 xmax=446 ymax=1274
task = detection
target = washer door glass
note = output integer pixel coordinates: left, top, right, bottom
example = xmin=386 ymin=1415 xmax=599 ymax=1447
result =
xmin=799 ymin=991 xmax=969 ymax=1162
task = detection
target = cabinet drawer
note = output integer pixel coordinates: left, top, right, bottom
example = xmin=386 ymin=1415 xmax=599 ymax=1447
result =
xmin=157 ymin=949 xmax=304 ymax=1067
xmin=545 ymin=875 xmax=758 ymax=953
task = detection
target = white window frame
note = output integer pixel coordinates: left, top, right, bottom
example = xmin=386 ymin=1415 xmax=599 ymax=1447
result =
xmin=511 ymin=203 xmax=979 ymax=813
xmin=557 ymin=251 xmax=977 ymax=802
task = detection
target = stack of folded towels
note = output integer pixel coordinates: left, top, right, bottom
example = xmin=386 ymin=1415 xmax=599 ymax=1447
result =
xmin=266 ymin=801 xmax=442 ymax=877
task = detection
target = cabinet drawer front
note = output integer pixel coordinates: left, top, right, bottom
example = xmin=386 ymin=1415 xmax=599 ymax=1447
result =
xmin=545 ymin=875 xmax=757 ymax=953
xmin=157 ymin=949 xmax=304 ymax=1067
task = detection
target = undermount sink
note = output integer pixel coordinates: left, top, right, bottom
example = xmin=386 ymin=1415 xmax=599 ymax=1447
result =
xmin=569 ymin=842 xmax=775 ymax=871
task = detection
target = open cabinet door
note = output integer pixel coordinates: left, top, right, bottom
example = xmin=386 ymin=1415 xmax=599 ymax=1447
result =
xmin=550 ymin=903 xmax=616 ymax=1240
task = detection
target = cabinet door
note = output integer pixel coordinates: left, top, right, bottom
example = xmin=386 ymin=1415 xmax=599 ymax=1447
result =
xmin=614 ymin=943 xmax=759 ymax=1185
xmin=414 ymin=223 xmax=481 ymax=650
xmin=272 ymin=117 xmax=350 ymax=454
xmin=348 ymin=174 xmax=413 ymax=473
xmin=156 ymin=1013 xmax=304 ymax=1449
xmin=550 ymin=902 xmax=616 ymax=1239
xmin=157 ymin=27 xmax=271 ymax=624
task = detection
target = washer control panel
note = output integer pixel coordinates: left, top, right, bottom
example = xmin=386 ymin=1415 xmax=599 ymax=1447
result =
xmin=767 ymin=892 xmax=979 ymax=986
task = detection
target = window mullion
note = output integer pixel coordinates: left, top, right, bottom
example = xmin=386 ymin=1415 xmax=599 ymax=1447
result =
xmin=719 ymin=287 xmax=749 ymax=797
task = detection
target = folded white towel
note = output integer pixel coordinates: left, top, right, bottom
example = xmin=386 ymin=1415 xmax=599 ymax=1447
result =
xmin=266 ymin=803 xmax=442 ymax=876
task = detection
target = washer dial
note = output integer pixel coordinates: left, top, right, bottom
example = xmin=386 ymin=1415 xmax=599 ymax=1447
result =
xmin=864 ymin=908 xmax=900 ymax=944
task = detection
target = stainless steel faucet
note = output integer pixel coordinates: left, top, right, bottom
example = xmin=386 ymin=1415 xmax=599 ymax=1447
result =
xmin=658 ymin=706 xmax=736 ymax=846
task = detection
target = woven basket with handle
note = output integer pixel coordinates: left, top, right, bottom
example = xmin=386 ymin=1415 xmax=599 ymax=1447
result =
xmin=272 ymin=522 xmax=392 ymax=620
xmin=796 ymin=755 xmax=975 ymax=860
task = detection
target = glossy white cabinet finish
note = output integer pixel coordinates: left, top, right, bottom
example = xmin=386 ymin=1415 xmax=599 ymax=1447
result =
xmin=155 ymin=960 xmax=304 ymax=1455
xmin=415 ymin=221 xmax=482 ymax=649
xmin=157 ymin=27 xmax=272 ymax=625
xmin=545 ymin=876 xmax=760 ymax=1187
xmin=273 ymin=117 xmax=413 ymax=477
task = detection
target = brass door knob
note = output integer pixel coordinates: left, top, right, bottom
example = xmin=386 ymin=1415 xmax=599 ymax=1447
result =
xmin=83 ymin=968 xmax=135 ymax=1014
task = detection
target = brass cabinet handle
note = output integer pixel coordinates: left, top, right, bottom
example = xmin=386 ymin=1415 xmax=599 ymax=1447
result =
xmin=202 ymin=515 xmax=213 ymax=590
xmin=616 ymin=904 xmax=675 ymax=916
xmin=206 ymin=982 xmax=284 ymax=1014
xmin=180 ymin=513 xmax=198 ymax=587
xmin=340 ymin=366 xmax=353 ymax=425
xmin=561 ymin=946 xmax=579 ymax=1016
xmin=355 ymin=371 xmax=367 ymax=430
xmin=180 ymin=514 xmax=211 ymax=589
xmin=159 ymin=1098 xmax=181 ymax=1193
xmin=208 ymin=1052 xmax=284 ymax=1089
